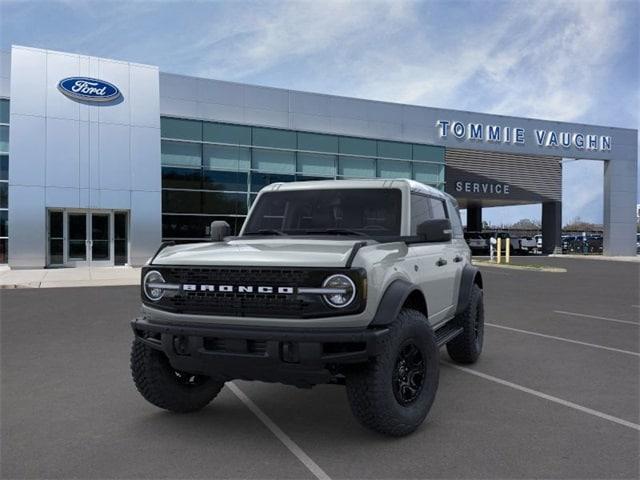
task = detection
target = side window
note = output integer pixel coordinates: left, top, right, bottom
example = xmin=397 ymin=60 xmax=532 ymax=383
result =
xmin=428 ymin=198 xmax=448 ymax=220
xmin=446 ymin=199 xmax=464 ymax=238
xmin=410 ymin=194 xmax=430 ymax=234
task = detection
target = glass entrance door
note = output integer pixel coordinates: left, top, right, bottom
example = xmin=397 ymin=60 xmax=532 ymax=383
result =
xmin=90 ymin=213 xmax=111 ymax=265
xmin=67 ymin=213 xmax=88 ymax=265
xmin=48 ymin=210 xmax=129 ymax=267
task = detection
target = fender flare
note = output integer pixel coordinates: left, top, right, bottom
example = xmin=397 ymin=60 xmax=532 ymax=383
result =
xmin=455 ymin=264 xmax=483 ymax=316
xmin=369 ymin=279 xmax=423 ymax=326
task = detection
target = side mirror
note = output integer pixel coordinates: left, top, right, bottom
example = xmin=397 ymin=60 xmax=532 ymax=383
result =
xmin=417 ymin=219 xmax=452 ymax=242
xmin=210 ymin=221 xmax=231 ymax=241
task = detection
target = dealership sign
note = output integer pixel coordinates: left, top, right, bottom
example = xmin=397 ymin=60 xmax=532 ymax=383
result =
xmin=58 ymin=77 xmax=121 ymax=102
xmin=455 ymin=181 xmax=510 ymax=195
xmin=436 ymin=120 xmax=611 ymax=152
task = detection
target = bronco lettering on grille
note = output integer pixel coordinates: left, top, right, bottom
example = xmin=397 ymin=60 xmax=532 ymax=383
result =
xmin=182 ymin=284 xmax=295 ymax=294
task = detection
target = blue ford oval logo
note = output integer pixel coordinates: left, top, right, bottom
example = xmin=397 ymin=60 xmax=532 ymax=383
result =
xmin=58 ymin=77 xmax=121 ymax=102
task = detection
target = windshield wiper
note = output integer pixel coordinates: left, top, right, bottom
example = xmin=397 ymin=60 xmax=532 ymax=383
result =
xmin=304 ymin=228 xmax=368 ymax=237
xmin=244 ymin=229 xmax=287 ymax=236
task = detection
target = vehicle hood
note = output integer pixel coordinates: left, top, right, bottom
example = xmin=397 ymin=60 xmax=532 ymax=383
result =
xmin=151 ymin=238 xmax=366 ymax=267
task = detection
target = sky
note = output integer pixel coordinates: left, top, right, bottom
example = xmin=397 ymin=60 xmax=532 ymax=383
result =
xmin=1 ymin=0 xmax=638 ymax=226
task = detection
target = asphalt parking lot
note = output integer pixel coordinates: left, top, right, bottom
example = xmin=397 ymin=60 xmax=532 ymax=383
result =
xmin=1 ymin=257 xmax=639 ymax=479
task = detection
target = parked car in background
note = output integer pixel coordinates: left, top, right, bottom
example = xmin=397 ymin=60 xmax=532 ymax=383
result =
xmin=564 ymin=234 xmax=603 ymax=254
xmin=518 ymin=236 xmax=537 ymax=254
xmin=464 ymin=231 xmax=488 ymax=253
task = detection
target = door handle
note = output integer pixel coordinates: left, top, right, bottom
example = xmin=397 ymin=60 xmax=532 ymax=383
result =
xmin=436 ymin=258 xmax=447 ymax=267
xmin=454 ymin=256 xmax=463 ymax=263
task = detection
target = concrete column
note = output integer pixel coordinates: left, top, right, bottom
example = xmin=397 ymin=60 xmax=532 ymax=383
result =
xmin=467 ymin=205 xmax=482 ymax=232
xmin=542 ymin=201 xmax=562 ymax=254
xmin=603 ymin=153 xmax=637 ymax=256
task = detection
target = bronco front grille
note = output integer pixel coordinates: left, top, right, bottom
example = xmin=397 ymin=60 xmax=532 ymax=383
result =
xmin=143 ymin=266 xmax=366 ymax=319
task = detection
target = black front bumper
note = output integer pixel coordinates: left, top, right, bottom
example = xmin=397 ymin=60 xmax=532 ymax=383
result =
xmin=131 ymin=317 xmax=389 ymax=387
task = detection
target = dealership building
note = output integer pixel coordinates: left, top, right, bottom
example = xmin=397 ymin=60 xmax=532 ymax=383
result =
xmin=0 ymin=45 xmax=637 ymax=267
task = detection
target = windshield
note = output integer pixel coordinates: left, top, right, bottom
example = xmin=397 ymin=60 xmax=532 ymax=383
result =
xmin=242 ymin=188 xmax=402 ymax=238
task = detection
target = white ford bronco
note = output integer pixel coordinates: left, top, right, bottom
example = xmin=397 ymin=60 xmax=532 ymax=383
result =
xmin=131 ymin=179 xmax=484 ymax=436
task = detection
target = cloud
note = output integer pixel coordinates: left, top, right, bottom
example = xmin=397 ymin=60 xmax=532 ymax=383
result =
xmin=190 ymin=0 xmax=421 ymax=82
xmin=1 ymin=0 xmax=636 ymax=224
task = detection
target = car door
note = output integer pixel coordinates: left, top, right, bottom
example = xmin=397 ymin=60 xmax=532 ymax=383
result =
xmin=427 ymin=196 xmax=459 ymax=320
xmin=444 ymin=197 xmax=467 ymax=314
xmin=408 ymin=194 xmax=457 ymax=325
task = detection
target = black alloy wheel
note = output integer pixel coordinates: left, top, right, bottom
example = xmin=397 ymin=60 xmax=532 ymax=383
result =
xmin=392 ymin=341 xmax=425 ymax=406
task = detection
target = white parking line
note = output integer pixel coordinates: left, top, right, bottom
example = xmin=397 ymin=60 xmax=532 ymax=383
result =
xmin=554 ymin=310 xmax=639 ymax=326
xmin=486 ymin=323 xmax=640 ymax=357
xmin=445 ymin=363 xmax=640 ymax=431
xmin=228 ymin=382 xmax=331 ymax=480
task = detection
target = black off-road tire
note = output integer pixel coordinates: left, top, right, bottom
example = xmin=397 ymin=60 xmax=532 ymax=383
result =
xmin=345 ymin=309 xmax=439 ymax=437
xmin=446 ymin=283 xmax=484 ymax=364
xmin=131 ymin=340 xmax=224 ymax=413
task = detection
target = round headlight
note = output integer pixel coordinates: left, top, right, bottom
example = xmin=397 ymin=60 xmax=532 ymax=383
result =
xmin=143 ymin=270 xmax=165 ymax=302
xmin=322 ymin=274 xmax=356 ymax=308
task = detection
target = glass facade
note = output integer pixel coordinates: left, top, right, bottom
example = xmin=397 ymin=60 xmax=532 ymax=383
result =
xmin=160 ymin=117 xmax=446 ymax=241
xmin=0 ymin=99 xmax=8 ymax=263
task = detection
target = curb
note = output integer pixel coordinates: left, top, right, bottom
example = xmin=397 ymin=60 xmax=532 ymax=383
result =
xmin=549 ymin=254 xmax=639 ymax=263
xmin=473 ymin=261 xmax=567 ymax=273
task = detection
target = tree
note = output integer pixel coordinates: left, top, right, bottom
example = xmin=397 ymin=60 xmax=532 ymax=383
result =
xmin=509 ymin=218 xmax=540 ymax=230
xmin=563 ymin=216 xmax=602 ymax=232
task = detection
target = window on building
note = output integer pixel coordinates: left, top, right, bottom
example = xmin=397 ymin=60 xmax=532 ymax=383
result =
xmin=202 ymin=170 xmax=247 ymax=192
xmin=161 ymin=140 xmax=201 ymax=167
xmin=0 ymin=209 xmax=7 ymax=264
xmin=252 ymin=148 xmax=295 ymax=174
xmin=412 ymin=144 xmax=445 ymax=163
xmin=114 ymin=212 xmax=128 ymax=265
xmin=0 ymin=99 xmax=9 ymax=124
xmin=162 ymin=190 xmax=202 ymax=214
xmin=250 ymin=172 xmax=295 ymax=192
xmin=338 ymin=156 xmax=376 ymax=178
xmin=161 ymin=117 xmax=202 ymax=141
xmin=252 ymin=127 xmax=296 ymax=149
xmin=0 ymin=183 xmax=7 ymax=209
xmin=203 ymin=144 xmax=250 ymax=171
xmin=162 ymin=167 xmax=202 ymax=190
xmin=0 ymin=155 xmax=7 ymax=180
xmin=159 ymin=116 xmax=445 ymax=243
xmin=378 ymin=159 xmax=411 ymax=178
xmin=413 ymin=163 xmax=443 ymax=186
xmin=297 ymin=152 xmax=336 ymax=177
xmin=0 ymin=238 xmax=6 ymax=264
xmin=297 ymin=132 xmax=339 ymax=153
xmin=203 ymin=122 xmax=251 ymax=145
xmin=378 ymin=141 xmax=411 ymax=160
xmin=339 ymin=137 xmax=376 ymax=157
xmin=162 ymin=214 xmax=243 ymax=239
xmin=0 ymin=210 xmax=6 ymax=237
xmin=0 ymin=99 xmax=8 ymax=264
xmin=0 ymin=126 xmax=8 ymax=154
xmin=202 ymin=192 xmax=247 ymax=215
